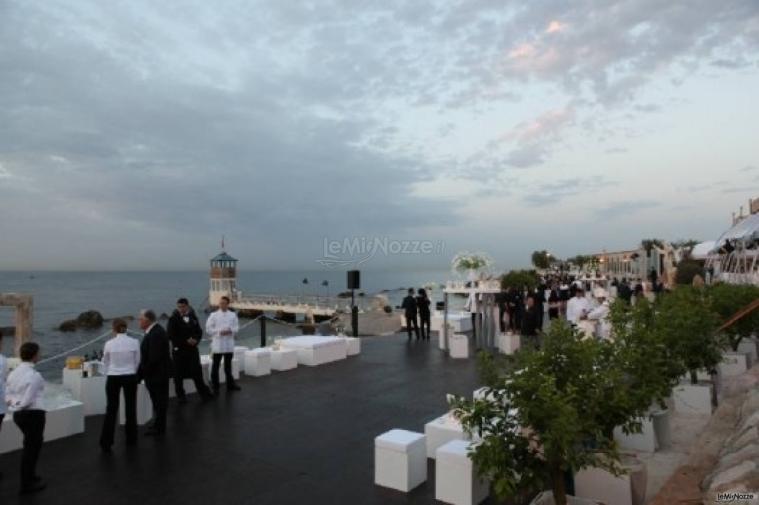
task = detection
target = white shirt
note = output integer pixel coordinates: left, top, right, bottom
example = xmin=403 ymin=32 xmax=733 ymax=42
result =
xmin=0 ymin=354 xmax=7 ymax=415
xmin=464 ymin=293 xmax=480 ymax=314
xmin=6 ymin=361 xmax=45 ymax=412
xmin=103 ymin=333 xmax=141 ymax=375
xmin=587 ymin=301 xmax=611 ymax=340
xmin=566 ymin=296 xmax=591 ymax=325
xmin=205 ymin=309 xmax=239 ymax=354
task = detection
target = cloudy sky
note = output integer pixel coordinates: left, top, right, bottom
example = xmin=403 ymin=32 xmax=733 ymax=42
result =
xmin=1 ymin=0 xmax=758 ymax=271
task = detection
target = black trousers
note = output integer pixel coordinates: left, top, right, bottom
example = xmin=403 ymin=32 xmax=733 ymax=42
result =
xmin=100 ymin=374 xmax=138 ymax=447
xmin=174 ymin=353 xmax=213 ymax=399
xmin=419 ymin=312 xmax=431 ymax=340
xmin=211 ymin=353 xmax=236 ymax=388
xmin=145 ymin=378 xmax=169 ymax=433
xmin=13 ymin=409 xmax=45 ymax=487
xmin=405 ymin=314 xmax=420 ymax=339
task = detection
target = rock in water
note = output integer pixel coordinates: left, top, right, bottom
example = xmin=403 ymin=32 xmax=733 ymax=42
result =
xmin=76 ymin=310 xmax=104 ymax=329
xmin=59 ymin=320 xmax=78 ymax=332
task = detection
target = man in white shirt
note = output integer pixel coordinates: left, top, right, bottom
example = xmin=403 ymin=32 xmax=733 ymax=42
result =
xmin=0 ymin=331 xmax=7 ymax=482
xmin=205 ymin=296 xmax=241 ymax=392
xmin=6 ymin=342 xmax=46 ymax=494
xmin=566 ymin=288 xmax=591 ymax=326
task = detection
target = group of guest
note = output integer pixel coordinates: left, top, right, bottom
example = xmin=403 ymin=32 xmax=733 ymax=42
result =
xmin=401 ymin=288 xmax=432 ymax=341
xmin=0 ymin=296 xmax=242 ymax=495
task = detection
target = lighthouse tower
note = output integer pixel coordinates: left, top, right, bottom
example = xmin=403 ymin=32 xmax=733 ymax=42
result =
xmin=209 ymin=249 xmax=238 ymax=307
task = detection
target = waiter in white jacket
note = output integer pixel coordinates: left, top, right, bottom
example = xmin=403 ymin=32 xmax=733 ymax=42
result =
xmin=6 ymin=342 xmax=47 ymax=494
xmin=205 ymin=296 xmax=241 ymax=392
xmin=566 ymin=288 xmax=591 ymax=326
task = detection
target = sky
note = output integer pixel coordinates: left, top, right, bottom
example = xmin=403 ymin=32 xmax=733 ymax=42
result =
xmin=1 ymin=0 xmax=758 ymax=272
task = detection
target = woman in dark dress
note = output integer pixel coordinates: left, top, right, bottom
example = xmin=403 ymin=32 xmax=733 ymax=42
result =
xmin=416 ymin=288 xmax=431 ymax=341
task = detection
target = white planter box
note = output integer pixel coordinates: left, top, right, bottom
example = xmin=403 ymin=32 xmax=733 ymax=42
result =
xmin=431 ymin=313 xmax=472 ymax=334
xmin=243 ymin=349 xmax=271 ymax=376
xmin=280 ymin=336 xmax=347 ymax=366
xmin=435 ymin=439 xmax=489 ymax=505
xmin=449 ymin=334 xmax=469 ymax=359
xmin=574 ymin=458 xmax=647 ymax=505
xmin=120 ymin=382 xmax=153 ymax=426
xmin=614 ymin=418 xmax=656 ymax=453
xmin=233 ymin=346 xmax=249 ymax=370
xmin=651 ymin=408 xmax=672 ymax=450
xmin=495 ymin=333 xmax=520 ymax=355
xmin=531 ymin=491 xmax=601 ymax=505
xmin=673 ymin=383 xmax=713 ymax=415
xmin=374 ymin=429 xmax=427 ymax=492
xmin=270 ymin=349 xmax=297 ymax=372
xmin=425 ymin=413 xmax=468 ymax=459
xmin=62 ymin=368 xmax=107 ymax=416
xmin=719 ymin=351 xmax=749 ymax=377
xmin=0 ymin=396 xmax=85 ymax=454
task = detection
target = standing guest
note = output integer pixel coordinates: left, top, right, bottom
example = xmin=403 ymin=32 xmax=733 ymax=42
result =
xmin=521 ymin=295 xmax=541 ymax=348
xmin=205 ymin=296 xmax=241 ymax=392
xmin=401 ymin=288 xmax=420 ymax=341
xmin=547 ymin=287 xmax=561 ymax=320
xmin=168 ymin=298 xmax=214 ymax=403
xmin=559 ymin=282 xmax=570 ymax=316
xmin=506 ymin=287 xmax=523 ymax=334
xmin=0 ymin=330 xmax=7 ymax=482
xmin=587 ymin=289 xmax=611 ymax=340
xmin=617 ymin=278 xmax=632 ymax=304
xmin=495 ymin=287 xmax=508 ymax=333
xmin=138 ymin=310 xmax=172 ymax=437
xmin=99 ymin=319 xmax=140 ymax=452
xmin=534 ymin=283 xmax=546 ymax=330
xmin=6 ymin=342 xmax=46 ymax=494
xmin=416 ymin=289 xmax=431 ymax=341
xmin=566 ymin=288 xmax=591 ymax=326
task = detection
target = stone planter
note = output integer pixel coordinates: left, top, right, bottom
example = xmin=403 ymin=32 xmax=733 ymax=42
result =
xmin=530 ymin=490 xmax=601 ymax=505
xmin=736 ymin=340 xmax=757 ymax=365
xmin=673 ymin=383 xmax=713 ymax=415
xmin=719 ymin=351 xmax=750 ymax=378
xmin=574 ymin=455 xmax=647 ymax=505
xmin=449 ymin=334 xmax=469 ymax=359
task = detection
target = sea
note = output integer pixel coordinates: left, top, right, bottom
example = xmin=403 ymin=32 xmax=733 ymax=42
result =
xmin=0 ymin=269 xmax=457 ymax=379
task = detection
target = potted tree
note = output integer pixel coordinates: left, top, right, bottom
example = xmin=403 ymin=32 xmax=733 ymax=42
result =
xmin=707 ymin=283 xmax=759 ymax=376
xmin=452 ymin=321 xmax=648 ymax=505
xmin=654 ymin=286 xmax=721 ymax=415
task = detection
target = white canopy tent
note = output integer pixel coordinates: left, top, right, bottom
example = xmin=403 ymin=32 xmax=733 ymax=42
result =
xmin=706 ymin=214 xmax=759 ymax=285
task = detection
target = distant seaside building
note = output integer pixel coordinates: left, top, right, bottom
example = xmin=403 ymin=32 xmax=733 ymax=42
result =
xmin=209 ymin=250 xmax=238 ymax=306
xmin=590 ymin=246 xmax=676 ymax=281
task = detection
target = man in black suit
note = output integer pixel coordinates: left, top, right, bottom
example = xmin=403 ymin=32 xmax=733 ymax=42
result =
xmin=521 ymin=295 xmax=541 ymax=349
xmin=138 ymin=309 xmax=172 ymax=437
xmin=167 ymin=298 xmax=213 ymax=403
xmin=401 ymin=288 xmax=420 ymax=341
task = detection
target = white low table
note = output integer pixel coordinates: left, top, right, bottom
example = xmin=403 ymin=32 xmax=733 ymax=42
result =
xmin=280 ymin=336 xmax=347 ymax=366
xmin=435 ymin=439 xmax=489 ymax=505
xmin=0 ymin=387 xmax=85 ymax=454
xmin=425 ymin=412 xmax=468 ymax=459
xmin=243 ymin=349 xmax=271 ymax=376
xmin=375 ymin=429 xmax=427 ymax=492
xmin=62 ymin=368 xmax=107 ymax=416
xmin=269 ymin=348 xmax=297 ymax=371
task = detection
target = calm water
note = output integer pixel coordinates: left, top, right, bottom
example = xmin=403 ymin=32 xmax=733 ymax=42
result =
xmin=0 ymin=269 xmax=451 ymax=379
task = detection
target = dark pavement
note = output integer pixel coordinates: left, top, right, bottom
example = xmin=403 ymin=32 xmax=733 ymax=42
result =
xmin=0 ymin=334 xmax=490 ymax=504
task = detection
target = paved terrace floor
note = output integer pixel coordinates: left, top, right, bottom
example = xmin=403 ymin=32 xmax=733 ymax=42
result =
xmin=0 ymin=334 xmax=493 ymax=505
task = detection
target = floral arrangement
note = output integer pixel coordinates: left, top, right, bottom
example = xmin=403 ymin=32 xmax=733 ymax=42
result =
xmin=451 ymin=251 xmax=494 ymax=275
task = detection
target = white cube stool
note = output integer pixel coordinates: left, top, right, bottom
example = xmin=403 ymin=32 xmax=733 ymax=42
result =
xmin=234 ymin=346 xmax=250 ymax=371
xmin=341 ymin=337 xmax=361 ymax=356
xmin=496 ymin=333 xmax=520 ymax=355
xmin=120 ymin=382 xmax=153 ymax=426
xmin=449 ymin=334 xmax=469 ymax=359
xmin=435 ymin=439 xmax=489 ymax=505
xmin=614 ymin=417 xmax=656 ymax=452
xmin=425 ymin=413 xmax=468 ymax=459
xmin=244 ymin=349 xmax=271 ymax=376
xmin=374 ymin=429 xmax=427 ymax=492
xmin=200 ymin=355 xmax=242 ymax=383
xmin=270 ymin=348 xmax=298 ymax=371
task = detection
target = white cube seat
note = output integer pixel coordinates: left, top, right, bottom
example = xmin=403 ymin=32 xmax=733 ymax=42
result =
xmin=435 ymin=439 xmax=489 ymax=505
xmin=270 ymin=348 xmax=298 ymax=371
xmin=496 ymin=333 xmax=520 ymax=355
xmin=449 ymin=334 xmax=469 ymax=359
xmin=280 ymin=336 xmax=347 ymax=366
xmin=200 ymin=355 xmax=242 ymax=383
xmin=120 ymin=382 xmax=153 ymax=426
xmin=234 ymin=346 xmax=250 ymax=370
xmin=341 ymin=337 xmax=361 ymax=356
xmin=243 ymin=349 xmax=272 ymax=376
xmin=1 ymin=393 xmax=85 ymax=454
xmin=425 ymin=413 xmax=468 ymax=459
xmin=374 ymin=429 xmax=427 ymax=492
